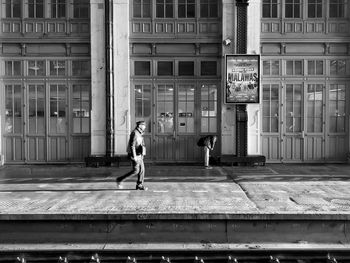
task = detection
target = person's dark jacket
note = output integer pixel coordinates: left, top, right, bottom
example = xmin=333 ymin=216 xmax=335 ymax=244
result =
xmin=197 ymin=135 xmax=217 ymax=150
xmin=127 ymin=127 xmax=146 ymax=158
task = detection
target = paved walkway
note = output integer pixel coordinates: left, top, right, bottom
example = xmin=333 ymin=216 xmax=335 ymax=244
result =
xmin=0 ymin=164 xmax=350 ymax=219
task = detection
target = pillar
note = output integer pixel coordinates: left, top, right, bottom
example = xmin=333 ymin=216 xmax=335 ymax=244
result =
xmin=90 ymin=0 xmax=106 ymax=156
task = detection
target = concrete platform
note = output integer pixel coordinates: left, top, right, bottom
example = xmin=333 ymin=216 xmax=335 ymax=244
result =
xmin=0 ymin=164 xmax=350 ymax=251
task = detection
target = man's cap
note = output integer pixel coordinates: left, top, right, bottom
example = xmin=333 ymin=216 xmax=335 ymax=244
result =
xmin=136 ymin=120 xmax=146 ymax=126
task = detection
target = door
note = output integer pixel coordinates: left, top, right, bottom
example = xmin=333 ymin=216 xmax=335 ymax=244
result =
xmin=154 ymin=82 xmax=202 ymax=162
xmin=3 ymin=82 xmax=90 ymax=163
xmin=282 ymin=83 xmax=326 ymax=162
xmin=27 ymin=84 xmax=46 ymax=161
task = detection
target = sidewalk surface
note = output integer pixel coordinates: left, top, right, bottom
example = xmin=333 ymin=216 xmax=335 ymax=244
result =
xmin=0 ymin=163 xmax=350 ymax=219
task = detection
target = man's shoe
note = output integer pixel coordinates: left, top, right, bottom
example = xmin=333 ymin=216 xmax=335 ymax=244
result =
xmin=136 ymin=185 xmax=148 ymax=191
xmin=205 ymin=166 xmax=213 ymax=169
xmin=116 ymin=179 xmax=123 ymax=189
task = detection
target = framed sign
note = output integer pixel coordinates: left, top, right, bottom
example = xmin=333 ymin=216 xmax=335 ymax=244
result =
xmin=225 ymin=55 xmax=260 ymax=104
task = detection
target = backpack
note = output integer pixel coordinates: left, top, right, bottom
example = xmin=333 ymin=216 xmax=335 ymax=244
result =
xmin=197 ymin=137 xmax=205 ymax=147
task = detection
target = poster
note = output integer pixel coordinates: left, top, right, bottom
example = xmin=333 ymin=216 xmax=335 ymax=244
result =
xmin=225 ymin=55 xmax=260 ymax=103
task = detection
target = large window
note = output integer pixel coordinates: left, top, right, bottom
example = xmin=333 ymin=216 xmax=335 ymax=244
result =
xmin=49 ymin=60 xmax=66 ymax=76
xmin=262 ymin=84 xmax=279 ymax=133
xmin=330 ymin=0 xmax=345 ymax=18
xmin=329 ymin=84 xmax=346 ymax=133
xmin=5 ymin=61 xmax=21 ymax=76
xmin=285 ymin=84 xmax=302 ymax=133
xmin=51 ymin=0 xmax=66 ymax=18
xmin=307 ymin=84 xmax=323 ymax=133
xmin=135 ymin=84 xmax=152 ymax=133
xmin=72 ymin=60 xmax=91 ymax=76
xmin=200 ymin=0 xmax=218 ymax=18
xmin=73 ymin=0 xmax=89 ymax=18
xmin=133 ymin=0 xmax=151 ymax=18
xmin=285 ymin=0 xmax=301 ymax=18
xmin=308 ymin=0 xmax=322 ymax=18
xmin=262 ymin=0 xmax=278 ymax=18
xmin=330 ymin=60 xmax=346 ymax=75
xmin=286 ymin=60 xmax=303 ymax=75
xmin=307 ymin=60 xmax=323 ymax=75
xmin=156 ymin=0 xmax=173 ymax=18
xmin=179 ymin=61 xmax=194 ymax=76
xmin=178 ymin=0 xmax=195 ymax=18
xmin=28 ymin=60 xmax=45 ymax=76
xmin=157 ymin=61 xmax=173 ymax=76
xmin=263 ymin=60 xmax=280 ymax=75
xmin=28 ymin=0 xmax=44 ymax=18
xmin=178 ymin=85 xmax=195 ymax=133
xmin=201 ymin=84 xmax=217 ymax=133
xmin=201 ymin=61 xmax=217 ymax=76
xmin=72 ymin=84 xmax=90 ymax=133
xmin=3 ymin=0 xmax=21 ymax=18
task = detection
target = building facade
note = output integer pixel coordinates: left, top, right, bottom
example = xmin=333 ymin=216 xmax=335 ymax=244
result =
xmin=0 ymin=0 xmax=349 ymax=164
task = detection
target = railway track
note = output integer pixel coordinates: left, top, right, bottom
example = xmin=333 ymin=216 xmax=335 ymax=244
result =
xmin=1 ymin=250 xmax=349 ymax=263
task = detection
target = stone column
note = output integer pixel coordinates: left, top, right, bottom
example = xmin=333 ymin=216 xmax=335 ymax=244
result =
xmin=113 ymin=0 xmax=130 ymax=154
xmin=221 ymin=0 xmax=236 ymax=156
xmin=246 ymin=0 xmax=261 ymax=155
xmin=90 ymin=0 xmax=106 ymax=156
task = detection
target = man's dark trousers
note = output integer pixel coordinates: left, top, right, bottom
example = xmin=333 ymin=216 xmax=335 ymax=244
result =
xmin=117 ymin=157 xmax=144 ymax=186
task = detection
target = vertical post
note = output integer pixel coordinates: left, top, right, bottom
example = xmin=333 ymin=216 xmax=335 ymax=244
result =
xmin=105 ymin=0 xmax=115 ymax=158
xmin=235 ymin=0 xmax=249 ymax=158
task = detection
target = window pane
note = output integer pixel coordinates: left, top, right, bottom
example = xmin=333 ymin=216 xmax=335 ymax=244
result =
xmin=179 ymin=61 xmax=194 ymax=76
xmin=201 ymin=61 xmax=217 ymax=75
xmin=135 ymin=61 xmax=150 ymax=75
xmin=263 ymin=61 xmax=270 ymax=75
xmin=158 ymin=61 xmax=173 ymax=76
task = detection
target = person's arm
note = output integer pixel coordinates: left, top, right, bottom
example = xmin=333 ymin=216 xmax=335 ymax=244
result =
xmin=130 ymin=132 xmax=137 ymax=160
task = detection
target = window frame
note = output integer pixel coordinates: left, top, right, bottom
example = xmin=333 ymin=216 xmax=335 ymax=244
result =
xmin=262 ymin=0 xmax=278 ymax=18
xmin=284 ymin=0 xmax=302 ymax=18
xmin=307 ymin=0 xmax=323 ymax=18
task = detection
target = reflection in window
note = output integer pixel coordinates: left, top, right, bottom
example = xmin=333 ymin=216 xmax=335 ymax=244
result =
xmin=307 ymin=60 xmax=323 ymax=75
xmin=5 ymin=85 xmax=22 ymax=134
xmin=133 ymin=0 xmax=151 ymax=18
xmin=50 ymin=85 xmax=66 ymax=134
xmin=286 ymin=84 xmax=302 ymax=132
xmin=330 ymin=60 xmax=346 ymax=75
xmin=201 ymin=84 xmax=217 ymax=133
xmin=28 ymin=0 xmax=44 ymax=18
xmin=200 ymin=0 xmax=218 ymax=18
xmin=72 ymin=60 xmax=91 ymax=76
xmin=73 ymin=84 xmax=90 ymax=133
xmin=51 ymin=0 xmax=66 ymax=18
xmin=329 ymin=84 xmax=346 ymax=133
xmin=262 ymin=84 xmax=279 ymax=133
xmin=308 ymin=0 xmax=322 ymax=18
xmin=28 ymin=85 xmax=45 ymax=134
xmin=157 ymin=85 xmax=174 ymax=134
xmin=178 ymin=0 xmax=195 ymax=18
xmin=156 ymin=0 xmax=173 ymax=18
xmin=135 ymin=84 xmax=151 ymax=133
xmin=5 ymin=61 xmax=21 ymax=76
xmin=285 ymin=0 xmax=301 ymax=18
xmin=178 ymin=85 xmax=195 ymax=133
xmin=3 ymin=0 xmax=21 ymax=18
xmin=50 ymin=60 xmax=66 ymax=76
xmin=28 ymin=60 xmax=45 ymax=76
xmin=307 ymin=84 xmax=323 ymax=133
xmin=262 ymin=0 xmax=278 ymax=18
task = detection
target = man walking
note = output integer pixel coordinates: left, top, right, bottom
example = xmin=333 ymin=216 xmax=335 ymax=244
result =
xmin=116 ymin=121 xmax=147 ymax=190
